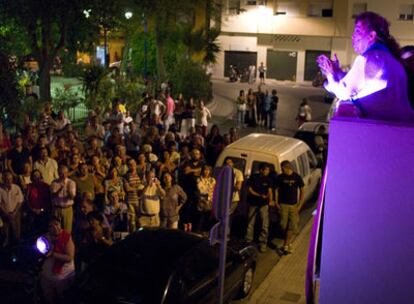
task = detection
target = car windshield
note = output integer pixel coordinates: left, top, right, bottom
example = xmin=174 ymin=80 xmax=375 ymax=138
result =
xmin=76 ymin=229 xmax=203 ymax=303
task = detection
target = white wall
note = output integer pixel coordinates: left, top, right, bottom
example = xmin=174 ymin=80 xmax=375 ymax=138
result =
xmin=215 ymin=0 xmax=414 ymax=80
xmin=214 ymin=35 xmax=258 ymax=78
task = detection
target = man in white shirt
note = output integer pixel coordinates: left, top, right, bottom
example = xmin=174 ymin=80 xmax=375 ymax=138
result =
xmin=0 ymin=171 xmax=24 ymax=246
xmin=108 ymin=103 xmax=125 ymax=134
xmin=150 ymin=96 xmax=166 ymax=125
xmin=225 ymin=158 xmax=244 ymax=214
xmin=138 ymin=170 xmax=166 ymax=228
xmin=164 ymin=92 xmax=176 ymax=131
xmin=34 ymin=147 xmax=58 ymax=185
xmin=50 ymin=165 xmax=76 ymax=232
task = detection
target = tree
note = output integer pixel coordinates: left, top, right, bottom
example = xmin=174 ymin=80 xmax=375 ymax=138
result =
xmin=0 ymin=51 xmax=21 ymax=124
xmin=134 ymin=0 xmax=205 ymax=82
xmin=1 ymin=0 xmax=121 ymax=102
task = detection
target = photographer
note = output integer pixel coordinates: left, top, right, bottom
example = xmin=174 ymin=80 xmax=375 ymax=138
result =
xmin=40 ymin=216 xmax=75 ymax=304
xmin=137 ymin=170 xmax=166 ymax=228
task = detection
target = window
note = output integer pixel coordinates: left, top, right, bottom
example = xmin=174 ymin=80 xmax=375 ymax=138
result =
xmin=290 ymin=160 xmax=298 ymax=174
xmin=298 ymin=153 xmax=309 ymax=177
xmin=223 ymin=157 xmax=246 ymax=174
xmin=308 ymin=1 xmax=333 ymax=18
xmin=251 ymin=161 xmax=275 ymax=176
xmin=352 ymin=3 xmax=367 ymax=18
xmin=307 ymin=150 xmax=318 ymax=169
xmin=274 ymin=1 xmax=300 ymax=16
xmin=399 ymin=4 xmax=414 ymax=21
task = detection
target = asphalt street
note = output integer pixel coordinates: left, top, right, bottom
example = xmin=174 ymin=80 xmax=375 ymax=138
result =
xmin=207 ymin=78 xmax=330 ymax=303
xmin=208 ymin=78 xmax=331 ymax=137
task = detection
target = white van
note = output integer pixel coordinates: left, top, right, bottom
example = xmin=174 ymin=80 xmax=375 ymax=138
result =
xmin=215 ymin=133 xmax=322 ymax=203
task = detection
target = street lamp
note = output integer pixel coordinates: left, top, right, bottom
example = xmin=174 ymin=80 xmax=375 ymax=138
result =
xmin=83 ymin=9 xmax=91 ymax=18
xmin=125 ymin=11 xmax=133 ymax=20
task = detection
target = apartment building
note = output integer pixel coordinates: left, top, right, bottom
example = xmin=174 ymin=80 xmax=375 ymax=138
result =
xmin=214 ymin=0 xmax=414 ymax=82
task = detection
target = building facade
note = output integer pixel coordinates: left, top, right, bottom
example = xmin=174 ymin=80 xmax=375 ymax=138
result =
xmin=213 ymin=0 xmax=414 ymax=82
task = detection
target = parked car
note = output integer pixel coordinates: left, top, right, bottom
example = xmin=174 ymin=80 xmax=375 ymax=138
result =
xmin=294 ymin=122 xmax=328 ymax=169
xmin=70 ymin=228 xmax=257 ymax=304
xmin=294 ymin=122 xmax=328 ymax=154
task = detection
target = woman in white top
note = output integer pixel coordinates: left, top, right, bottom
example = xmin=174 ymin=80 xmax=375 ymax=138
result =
xmin=297 ymin=98 xmax=312 ymax=127
xmin=196 ymin=165 xmax=216 ymax=232
xmin=195 ymin=100 xmax=211 ymax=138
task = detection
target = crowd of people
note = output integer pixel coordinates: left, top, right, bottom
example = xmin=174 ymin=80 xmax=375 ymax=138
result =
xmin=0 ymin=81 xmax=310 ymax=302
xmin=0 ymin=90 xmax=245 ymax=302
xmin=235 ymin=85 xmax=279 ymax=130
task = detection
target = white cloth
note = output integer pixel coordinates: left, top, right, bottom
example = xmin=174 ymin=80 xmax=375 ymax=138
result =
xmin=324 ymin=47 xmax=414 ymax=122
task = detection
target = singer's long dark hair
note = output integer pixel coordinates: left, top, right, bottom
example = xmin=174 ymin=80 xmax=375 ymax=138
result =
xmin=355 ymin=12 xmax=401 ymax=62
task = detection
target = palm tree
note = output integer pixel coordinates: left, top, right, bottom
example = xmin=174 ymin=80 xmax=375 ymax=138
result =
xmin=135 ymin=0 xmax=205 ymax=82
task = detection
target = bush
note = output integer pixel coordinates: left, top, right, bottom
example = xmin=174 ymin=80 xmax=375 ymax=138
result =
xmin=169 ymin=59 xmax=212 ymax=101
xmin=116 ymin=79 xmax=146 ymax=113
xmin=0 ymin=52 xmax=23 ymax=126
xmin=52 ymin=87 xmax=83 ymax=113
xmin=62 ymin=62 xmax=85 ymax=78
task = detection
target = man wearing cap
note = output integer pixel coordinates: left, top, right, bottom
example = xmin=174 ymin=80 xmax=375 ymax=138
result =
xmin=274 ymin=160 xmax=304 ymax=254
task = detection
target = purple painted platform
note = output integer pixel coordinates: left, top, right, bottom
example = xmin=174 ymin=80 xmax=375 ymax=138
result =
xmin=307 ymin=117 xmax=414 ymax=304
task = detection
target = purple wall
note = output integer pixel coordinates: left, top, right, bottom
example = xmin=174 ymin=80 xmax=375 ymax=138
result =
xmin=318 ymin=118 xmax=414 ymax=304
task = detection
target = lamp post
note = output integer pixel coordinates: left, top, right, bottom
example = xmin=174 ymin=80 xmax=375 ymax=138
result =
xmin=122 ymin=11 xmax=133 ymax=76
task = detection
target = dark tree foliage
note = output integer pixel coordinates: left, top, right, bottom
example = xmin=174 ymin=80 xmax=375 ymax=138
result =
xmin=1 ymin=0 xmax=120 ymax=101
xmin=0 ymin=51 xmax=22 ymax=125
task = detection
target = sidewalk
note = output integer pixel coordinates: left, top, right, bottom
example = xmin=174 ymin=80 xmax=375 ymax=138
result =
xmin=248 ymin=218 xmax=314 ymax=304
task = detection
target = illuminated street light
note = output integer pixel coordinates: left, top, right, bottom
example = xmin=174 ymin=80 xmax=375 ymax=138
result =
xmin=83 ymin=9 xmax=91 ymax=18
xmin=125 ymin=11 xmax=133 ymax=20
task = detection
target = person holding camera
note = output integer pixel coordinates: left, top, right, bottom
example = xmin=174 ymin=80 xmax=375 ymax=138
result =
xmin=138 ymin=170 xmax=166 ymax=228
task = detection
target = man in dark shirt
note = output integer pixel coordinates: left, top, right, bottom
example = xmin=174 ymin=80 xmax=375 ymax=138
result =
xmin=245 ymin=163 xmax=273 ymax=253
xmin=180 ymin=148 xmax=205 ymax=231
xmin=275 ymin=160 xmax=304 ymax=254
xmin=6 ymin=135 xmax=32 ymax=177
